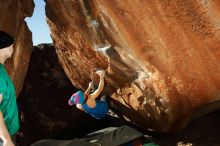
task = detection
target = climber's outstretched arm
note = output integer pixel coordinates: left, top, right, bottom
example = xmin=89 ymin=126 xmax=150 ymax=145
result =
xmin=89 ymin=70 xmax=105 ymax=99
xmin=84 ymin=82 xmax=93 ymax=96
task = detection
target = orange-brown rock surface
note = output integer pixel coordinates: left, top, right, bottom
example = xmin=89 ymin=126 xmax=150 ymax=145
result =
xmin=45 ymin=0 xmax=220 ymax=133
xmin=0 ymin=0 xmax=34 ymax=95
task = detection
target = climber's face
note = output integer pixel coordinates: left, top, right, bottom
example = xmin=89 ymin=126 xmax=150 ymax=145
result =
xmin=0 ymin=44 xmax=14 ymax=59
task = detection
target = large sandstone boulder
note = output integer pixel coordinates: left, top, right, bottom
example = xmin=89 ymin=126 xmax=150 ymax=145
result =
xmin=17 ymin=44 xmax=125 ymax=145
xmin=0 ymin=0 xmax=34 ymax=95
xmin=45 ymin=0 xmax=220 ymax=133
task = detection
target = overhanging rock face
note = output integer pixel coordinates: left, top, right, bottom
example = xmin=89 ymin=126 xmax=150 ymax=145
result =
xmin=0 ymin=0 xmax=34 ymax=95
xmin=45 ymin=0 xmax=220 ymax=133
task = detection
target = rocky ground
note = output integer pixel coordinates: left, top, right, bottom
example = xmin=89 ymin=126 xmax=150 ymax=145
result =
xmin=147 ymin=110 xmax=220 ymax=146
xmin=16 ymin=44 xmax=220 ymax=146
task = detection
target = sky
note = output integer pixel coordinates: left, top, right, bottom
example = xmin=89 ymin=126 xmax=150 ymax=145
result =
xmin=25 ymin=0 xmax=52 ymax=45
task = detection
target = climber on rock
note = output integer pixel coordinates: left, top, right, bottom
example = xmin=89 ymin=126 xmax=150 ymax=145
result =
xmin=0 ymin=31 xmax=19 ymax=146
xmin=68 ymin=69 xmax=109 ymax=119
